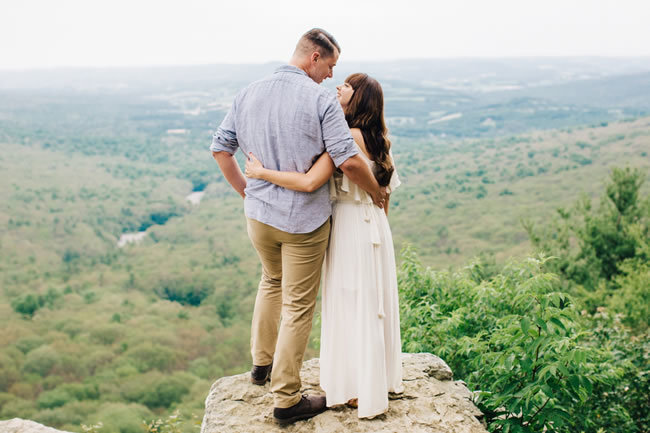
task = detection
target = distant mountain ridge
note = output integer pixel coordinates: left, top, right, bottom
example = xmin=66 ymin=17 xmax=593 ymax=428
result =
xmin=2 ymin=57 xmax=650 ymax=91
xmin=2 ymin=58 xmax=649 ymax=140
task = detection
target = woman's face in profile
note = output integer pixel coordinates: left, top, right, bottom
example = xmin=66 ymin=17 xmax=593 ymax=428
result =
xmin=336 ymin=82 xmax=354 ymax=108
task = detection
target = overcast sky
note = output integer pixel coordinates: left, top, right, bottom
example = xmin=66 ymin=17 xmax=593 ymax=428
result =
xmin=2 ymin=0 xmax=650 ymax=69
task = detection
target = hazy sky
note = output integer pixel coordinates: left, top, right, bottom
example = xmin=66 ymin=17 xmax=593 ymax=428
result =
xmin=2 ymin=0 xmax=650 ymax=69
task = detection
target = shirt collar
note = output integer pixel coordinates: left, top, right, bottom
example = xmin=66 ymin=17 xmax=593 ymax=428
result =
xmin=274 ymin=64 xmax=309 ymax=77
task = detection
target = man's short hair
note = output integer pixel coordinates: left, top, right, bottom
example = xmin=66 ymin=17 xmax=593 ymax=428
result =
xmin=296 ymin=28 xmax=341 ymax=58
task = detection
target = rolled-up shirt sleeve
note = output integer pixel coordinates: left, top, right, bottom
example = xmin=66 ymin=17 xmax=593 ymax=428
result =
xmin=210 ymin=99 xmax=239 ymax=155
xmin=320 ymin=94 xmax=358 ymax=167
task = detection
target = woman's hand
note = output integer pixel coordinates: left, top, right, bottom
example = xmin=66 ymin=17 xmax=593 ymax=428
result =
xmin=245 ymin=153 xmax=265 ymax=179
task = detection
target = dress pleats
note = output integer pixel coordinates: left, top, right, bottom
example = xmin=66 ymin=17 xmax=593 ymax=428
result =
xmin=319 ymin=152 xmax=403 ymax=419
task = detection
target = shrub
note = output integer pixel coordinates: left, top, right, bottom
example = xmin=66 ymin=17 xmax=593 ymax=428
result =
xmin=215 ymin=294 xmax=234 ymax=326
xmin=63 ymin=383 xmax=100 ymax=401
xmin=125 ymin=343 xmax=177 ymax=373
xmin=525 ymin=166 xmax=648 ymax=312
xmin=516 ymin=166 xmax=535 ymax=178
xmin=11 ymin=294 xmax=41 ymax=317
xmin=15 ymin=336 xmax=46 ymax=354
xmin=33 ymin=400 xmax=98 ymax=430
xmin=154 ymin=275 xmax=213 ymax=306
xmin=399 ymin=249 xmax=616 ymax=432
xmin=62 ymin=249 xmax=80 ymax=263
xmin=11 ymin=289 xmax=61 ymax=318
xmin=608 ymin=225 xmax=650 ymax=330
xmin=0 ymin=396 xmax=36 ymax=419
xmin=41 ymin=288 xmax=61 ymax=308
xmin=0 ymin=392 xmax=14 ymax=410
xmin=476 ymin=185 xmax=487 ymax=199
xmin=42 ymin=375 xmax=64 ymax=391
xmin=36 ymin=382 xmax=100 ymax=410
xmin=37 ymin=388 xmax=72 ymax=409
xmin=138 ymin=373 xmax=193 ymax=409
xmin=22 ymin=346 xmax=60 ymax=376
xmin=121 ymin=372 xmax=194 ymax=410
xmin=83 ymin=291 xmax=98 ymax=304
xmin=90 ymin=324 xmax=125 ymax=345
xmin=0 ymin=355 xmax=20 ymax=392
xmin=499 ymin=188 xmax=514 ymax=196
xmin=56 ymin=320 xmax=84 ymax=339
xmin=569 ymin=153 xmax=592 ymax=166
xmin=570 ymin=310 xmax=649 ymax=433
xmin=83 ymin=350 xmax=115 ymax=376
xmin=138 ymin=210 xmax=180 ymax=231
xmin=89 ymin=403 xmax=154 ymax=433
xmin=188 ymin=357 xmax=213 ymax=380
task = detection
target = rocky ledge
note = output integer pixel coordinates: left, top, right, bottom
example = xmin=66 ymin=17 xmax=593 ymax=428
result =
xmin=200 ymin=353 xmax=487 ymax=433
xmin=0 ymin=419 xmax=72 ymax=433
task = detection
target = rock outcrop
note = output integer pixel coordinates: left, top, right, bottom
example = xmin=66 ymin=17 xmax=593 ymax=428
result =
xmin=200 ymin=353 xmax=487 ymax=433
xmin=0 ymin=419 xmax=71 ymax=433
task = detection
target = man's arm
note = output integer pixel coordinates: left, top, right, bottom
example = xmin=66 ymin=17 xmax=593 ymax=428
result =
xmin=320 ymin=96 xmax=386 ymax=207
xmin=210 ymin=96 xmax=246 ymax=198
xmin=212 ymin=151 xmax=246 ymax=199
xmin=339 ymin=155 xmax=386 ymax=207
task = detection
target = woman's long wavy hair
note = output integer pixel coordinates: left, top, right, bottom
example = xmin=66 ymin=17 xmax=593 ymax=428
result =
xmin=343 ymin=73 xmax=394 ymax=187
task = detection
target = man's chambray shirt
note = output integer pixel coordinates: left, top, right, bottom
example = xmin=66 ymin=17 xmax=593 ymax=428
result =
xmin=210 ymin=65 xmax=358 ymax=234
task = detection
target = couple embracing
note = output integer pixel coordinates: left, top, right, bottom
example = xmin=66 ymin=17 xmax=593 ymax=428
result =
xmin=210 ymin=28 xmax=403 ymax=425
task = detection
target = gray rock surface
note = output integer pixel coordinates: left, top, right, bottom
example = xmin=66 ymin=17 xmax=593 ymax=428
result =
xmin=200 ymin=352 xmax=487 ymax=433
xmin=0 ymin=419 xmax=71 ymax=433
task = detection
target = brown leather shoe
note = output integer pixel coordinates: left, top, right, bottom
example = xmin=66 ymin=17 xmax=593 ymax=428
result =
xmin=250 ymin=363 xmax=272 ymax=385
xmin=273 ymin=394 xmax=327 ymax=425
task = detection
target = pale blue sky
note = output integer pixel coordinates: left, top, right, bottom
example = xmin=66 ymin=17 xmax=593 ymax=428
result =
xmin=2 ymin=0 xmax=649 ymax=69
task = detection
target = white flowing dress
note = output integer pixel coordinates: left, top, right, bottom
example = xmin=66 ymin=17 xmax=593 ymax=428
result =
xmin=319 ymin=151 xmax=404 ymax=418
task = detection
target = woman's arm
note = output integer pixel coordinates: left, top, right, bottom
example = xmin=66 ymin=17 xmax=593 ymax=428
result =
xmin=245 ymin=152 xmax=335 ymax=193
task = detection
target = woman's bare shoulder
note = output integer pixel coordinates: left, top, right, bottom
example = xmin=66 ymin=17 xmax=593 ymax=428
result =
xmin=349 ymin=128 xmax=370 ymax=158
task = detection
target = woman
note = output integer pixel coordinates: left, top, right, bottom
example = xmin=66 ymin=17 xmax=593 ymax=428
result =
xmin=245 ymin=73 xmax=403 ymax=418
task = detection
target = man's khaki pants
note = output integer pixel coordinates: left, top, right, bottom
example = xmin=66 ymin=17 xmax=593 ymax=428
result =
xmin=247 ymin=217 xmax=330 ymax=409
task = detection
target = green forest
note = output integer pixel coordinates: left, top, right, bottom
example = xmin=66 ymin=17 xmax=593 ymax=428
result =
xmin=1 ymin=61 xmax=649 ymax=432
xmin=400 ymin=165 xmax=649 ymax=432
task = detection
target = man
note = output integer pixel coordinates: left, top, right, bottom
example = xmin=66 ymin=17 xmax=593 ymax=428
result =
xmin=210 ymin=28 xmax=385 ymax=425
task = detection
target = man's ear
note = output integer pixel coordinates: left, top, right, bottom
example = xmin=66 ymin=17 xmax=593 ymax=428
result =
xmin=311 ymin=51 xmax=320 ymax=63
